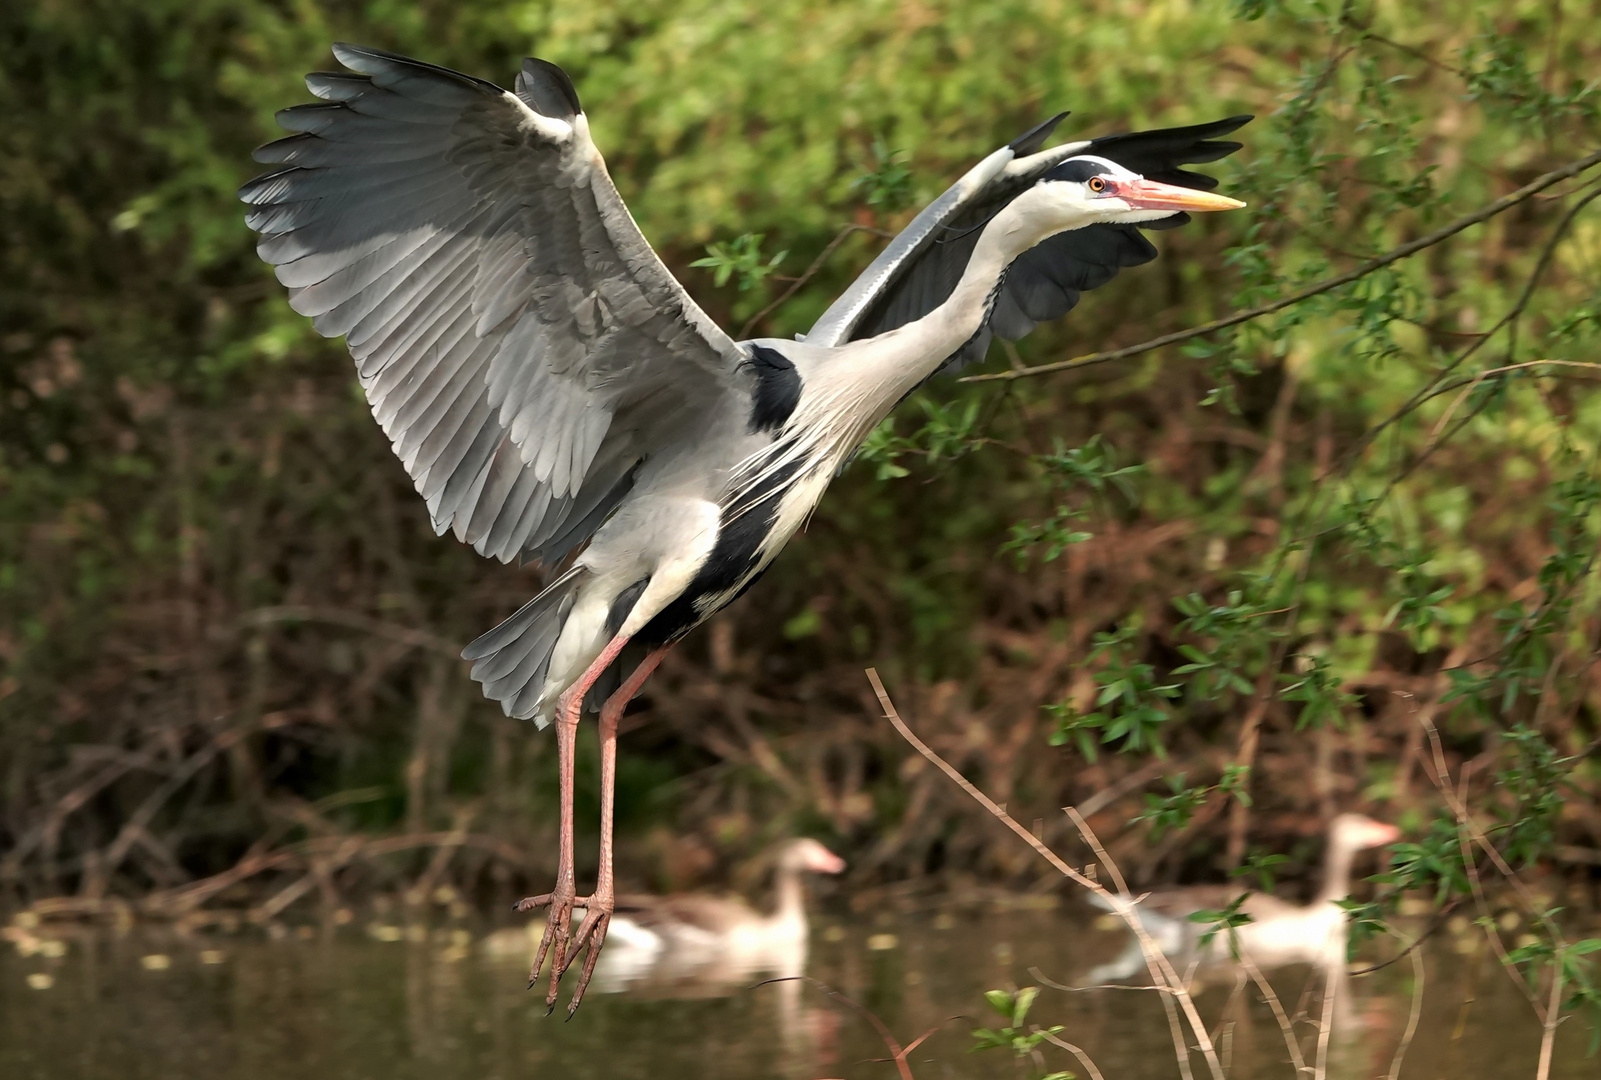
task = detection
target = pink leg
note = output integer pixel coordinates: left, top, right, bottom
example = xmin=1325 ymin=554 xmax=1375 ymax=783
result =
xmin=512 ymin=631 xmax=632 ymax=1010
xmin=562 ymin=644 xmax=672 ymax=1016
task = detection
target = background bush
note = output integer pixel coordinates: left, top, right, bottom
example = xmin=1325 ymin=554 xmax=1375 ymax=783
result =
xmin=2 ymin=2 xmax=1599 ymax=1000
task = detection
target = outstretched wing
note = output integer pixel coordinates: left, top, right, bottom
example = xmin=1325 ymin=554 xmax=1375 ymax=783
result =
xmin=806 ymin=115 xmax=1250 ymax=373
xmin=241 ymin=44 xmax=750 ymax=564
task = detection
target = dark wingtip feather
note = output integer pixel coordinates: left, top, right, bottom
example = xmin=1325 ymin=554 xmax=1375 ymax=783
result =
xmin=251 ymin=133 xmax=312 ymax=165
xmin=518 ymin=57 xmax=582 ymax=118
xmin=330 ymin=42 xmax=502 ymax=94
xmin=236 ymin=164 xmax=297 ymax=203
xmin=1008 ymin=111 xmax=1070 ymax=155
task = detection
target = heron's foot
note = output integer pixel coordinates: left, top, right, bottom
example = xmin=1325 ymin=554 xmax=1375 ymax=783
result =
xmin=512 ymin=892 xmax=553 ymax=914
xmin=559 ymin=892 xmax=613 ymax=1018
xmin=516 ymin=884 xmax=579 ymax=1009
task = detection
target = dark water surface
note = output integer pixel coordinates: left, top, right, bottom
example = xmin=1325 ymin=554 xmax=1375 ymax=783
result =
xmin=3 ymin=907 xmax=1595 ymax=1079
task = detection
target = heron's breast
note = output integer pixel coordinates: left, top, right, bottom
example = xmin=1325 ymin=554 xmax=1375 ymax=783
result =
xmin=633 ymin=457 xmax=831 ymax=646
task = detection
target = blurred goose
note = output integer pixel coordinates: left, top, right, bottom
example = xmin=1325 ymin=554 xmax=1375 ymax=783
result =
xmin=1086 ymin=813 xmax=1399 ymax=983
xmin=585 ymin=838 xmax=845 ymax=993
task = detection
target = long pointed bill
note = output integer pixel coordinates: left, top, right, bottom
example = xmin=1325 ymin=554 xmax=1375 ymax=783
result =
xmin=1116 ymin=177 xmax=1246 ymax=212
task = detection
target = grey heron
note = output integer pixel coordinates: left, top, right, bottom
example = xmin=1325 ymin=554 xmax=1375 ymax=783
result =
xmin=239 ymin=43 xmax=1248 ymax=1013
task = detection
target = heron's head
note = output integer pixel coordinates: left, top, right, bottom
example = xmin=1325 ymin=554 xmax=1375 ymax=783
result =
xmin=1031 ymin=154 xmax=1245 ymax=228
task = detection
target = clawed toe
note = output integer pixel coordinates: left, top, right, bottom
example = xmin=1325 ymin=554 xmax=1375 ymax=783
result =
xmin=518 ymin=887 xmax=612 ymax=1015
xmin=525 ymin=888 xmax=577 ymax=1004
xmin=562 ymin=903 xmax=612 ymax=1017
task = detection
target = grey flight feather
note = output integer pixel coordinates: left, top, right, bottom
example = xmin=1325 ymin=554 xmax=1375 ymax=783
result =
xmin=806 ymin=114 xmax=1251 ymax=375
xmin=239 ymin=43 xmax=756 ymax=566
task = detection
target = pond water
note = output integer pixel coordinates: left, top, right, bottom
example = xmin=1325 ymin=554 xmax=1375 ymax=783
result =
xmin=2 ymin=904 xmax=1595 ymax=1080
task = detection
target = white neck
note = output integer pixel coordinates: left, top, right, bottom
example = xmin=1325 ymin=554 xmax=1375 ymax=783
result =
xmin=762 ymin=190 xmax=1092 ymax=495
xmin=849 ymin=188 xmax=1086 ymax=422
xmin=772 ymin=864 xmax=805 ymax=926
xmin=1317 ymin=837 xmax=1359 ymax=906
xmin=920 ymin=196 xmax=1064 ymax=362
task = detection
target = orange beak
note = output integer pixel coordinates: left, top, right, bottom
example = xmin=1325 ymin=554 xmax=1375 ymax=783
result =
xmin=1112 ymin=177 xmax=1246 ymax=212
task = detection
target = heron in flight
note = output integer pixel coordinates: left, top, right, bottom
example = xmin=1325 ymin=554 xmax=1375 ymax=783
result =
xmin=240 ymin=44 xmax=1247 ymax=1013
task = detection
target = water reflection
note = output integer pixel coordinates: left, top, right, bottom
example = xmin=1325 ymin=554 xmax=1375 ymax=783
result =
xmin=3 ymin=908 xmax=1596 ymax=1080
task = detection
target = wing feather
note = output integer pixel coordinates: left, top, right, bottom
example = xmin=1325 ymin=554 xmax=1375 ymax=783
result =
xmin=241 ymin=44 xmax=752 ymax=563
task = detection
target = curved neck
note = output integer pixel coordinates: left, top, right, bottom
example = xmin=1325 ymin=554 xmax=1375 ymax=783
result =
xmin=909 ymin=191 xmax=1070 ymax=366
xmin=787 ymin=190 xmax=1088 ymax=478
xmin=841 ymin=190 xmax=1082 ymax=415
xmin=773 ymin=865 xmax=805 ymax=924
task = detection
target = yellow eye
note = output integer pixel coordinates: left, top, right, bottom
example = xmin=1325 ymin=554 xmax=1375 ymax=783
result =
xmin=1088 ymin=176 xmax=1106 ymax=192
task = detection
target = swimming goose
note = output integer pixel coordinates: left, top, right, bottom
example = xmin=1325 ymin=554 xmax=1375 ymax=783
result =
xmin=1086 ymin=813 xmax=1399 ymax=983
xmin=584 ymin=838 xmax=845 ymax=993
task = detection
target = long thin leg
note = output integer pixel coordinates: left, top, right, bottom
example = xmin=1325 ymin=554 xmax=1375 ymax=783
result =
xmin=515 ymin=698 xmax=578 ymax=994
xmin=511 ymin=631 xmax=632 ymax=1010
xmin=562 ymin=644 xmax=672 ymax=1015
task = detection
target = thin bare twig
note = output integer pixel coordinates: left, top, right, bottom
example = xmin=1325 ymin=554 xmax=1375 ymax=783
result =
xmin=1066 ymin=806 xmax=1128 ymax=896
xmin=1311 ymin=953 xmax=1339 ymax=1080
xmin=1239 ymin=952 xmax=1308 ymax=1076
xmin=737 ymin=224 xmax=891 ymax=338
xmin=1386 ymin=946 xmax=1427 ymax=1080
xmin=1537 ymin=945 xmax=1565 ymax=1080
xmin=1036 ymin=1029 xmax=1109 ymax=1080
xmin=867 ymin=668 xmax=1226 ymax=1080
xmin=960 ymin=148 xmax=1601 ymax=384
xmin=1348 ymin=903 xmax=1461 ymax=976
xmin=1418 ymin=725 xmax=1546 ymax=1015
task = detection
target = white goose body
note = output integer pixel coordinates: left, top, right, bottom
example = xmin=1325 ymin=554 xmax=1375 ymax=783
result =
xmin=1087 ymin=813 xmax=1400 ymax=982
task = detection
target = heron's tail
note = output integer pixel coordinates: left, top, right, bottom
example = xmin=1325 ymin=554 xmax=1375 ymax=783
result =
xmin=462 ymin=566 xmax=585 ymax=725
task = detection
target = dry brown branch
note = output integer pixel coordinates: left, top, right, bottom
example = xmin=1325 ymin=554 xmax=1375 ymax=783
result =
xmin=1226 ymin=667 xmax=1278 ymax=868
xmin=961 ymin=147 xmax=1601 ymax=385
xmin=1423 ymin=722 xmax=1576 ymax=1080
xmin=1537 ymin=945 xmax=1565 ymax=1080
xmin=1311 ymin=957 xmax=1338 ymax=1080
xmin=0 ymin=759 xmax=152 ymax=881
xmin=1426 ymin=359 xmax=1601 ymax=442
xmin=867 ymin=668 xmax=1225 ymax=1080
xmin=1431 ymin=758 xmax=1544 ymax=1015
xmin=1239 ymin=951 xmax=1308 ymax=1076
xmin=1036 ymin=1029 xmax=1110 ymax=1080
xmin=1385 ymin=946 xmax=1427 ymax=1080
xmin=1065 ymin=806 xmax=1128 ymax=896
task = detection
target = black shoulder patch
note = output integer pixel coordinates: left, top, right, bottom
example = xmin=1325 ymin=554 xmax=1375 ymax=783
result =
xmin=743 ymin=344 xmax=802 ymax=433
xmin=1042 ymin=158 xmax=1105 ymax=184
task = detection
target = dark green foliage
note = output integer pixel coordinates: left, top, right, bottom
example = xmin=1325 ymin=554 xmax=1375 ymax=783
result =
xmin=2 ymin=2 xmax=1599 ymax=1041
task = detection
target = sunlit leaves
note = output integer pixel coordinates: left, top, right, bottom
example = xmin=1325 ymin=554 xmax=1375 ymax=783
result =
xmin=1190 ymin=892 xmax=1255 ymax=953
xmin=1003 ymin=436 xmax=1142 ymax=565
xmin=849 ymin=138 xmax=915 ymax=212
xmin=690 ymin=232 xmax=787 ymax=292
xmin=1047 ymin=624 xmax=1178 ymax=761
xmin=971 ymin=986 xmax=1070 ymax=1077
